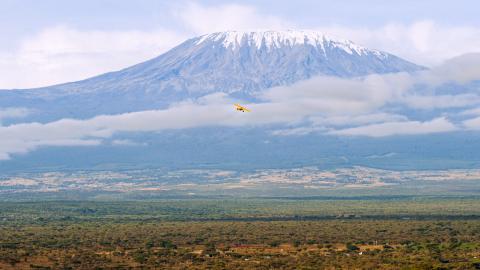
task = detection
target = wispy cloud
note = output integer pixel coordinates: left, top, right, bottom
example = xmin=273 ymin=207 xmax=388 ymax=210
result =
xmin=3 ymin=2 xmax=480 ymax=88
xmin=0 ymin=26 xmax=186 ymax=89
xmin=111 ymin=139 xmax=146 ymax=146
xmin=174 ymin=2 xmax=293 ymax=34
xmin=2 ymin=53 xmax=480 ymax=159
xmin=329 ymin=117 xmax=457 ymax=137
xmin=310 ymin=113 xmax=408 ymax=127
xmin=401 ymin=94 xmax=480 ymax=110
xmin=0 ymin=108 xmax=30 ymax=123
xmin=315 ymin=21 xmax=480 ymax=66
xmin=460 ymin=108 xmax=480 ymax=116
xmin=463 ymin=116 xmax=480 ymax=130
xmin=0 ymin=2 xmax=291 ymax=89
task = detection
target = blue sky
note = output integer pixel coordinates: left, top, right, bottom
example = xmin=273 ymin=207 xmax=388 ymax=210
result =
xmin=1 ymin=0 xmax=480 ymax=88
xmin=3 ymin=0 xmax=480 ymax=32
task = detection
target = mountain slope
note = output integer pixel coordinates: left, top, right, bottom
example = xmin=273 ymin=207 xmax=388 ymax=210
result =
xmin=0 ymin=30 xmax=424 ymax=122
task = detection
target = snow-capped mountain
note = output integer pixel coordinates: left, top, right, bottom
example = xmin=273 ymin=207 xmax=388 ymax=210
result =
xmin=3 ymin=31 xmax=480 ymax=174
xmin=0 ymin=30 xmax=423 ymax=122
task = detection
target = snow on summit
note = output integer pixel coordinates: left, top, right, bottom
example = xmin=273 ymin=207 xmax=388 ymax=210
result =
xmin=195 ymin=30 xmax=379 ymax=56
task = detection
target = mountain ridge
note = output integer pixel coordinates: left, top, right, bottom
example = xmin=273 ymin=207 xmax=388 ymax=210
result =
xmin=2 ymin=31 xmax=480 ymax=173
xmin=0 ymin=30 xmax=424 ymax=122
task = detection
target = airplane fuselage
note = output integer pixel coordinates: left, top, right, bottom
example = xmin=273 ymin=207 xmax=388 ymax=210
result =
xmin=234 ymin=104 xmax=251 ymax=112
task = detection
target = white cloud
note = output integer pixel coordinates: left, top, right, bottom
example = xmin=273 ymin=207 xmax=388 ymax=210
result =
xmin=310 ymin=113 xmax=408 ymax=127
xmin=0 ymin=108 xmax=30 ymax=123
xmin=0 ymin=78 xmax=398 ymax=159
xmin=0 ymin=139 xmax=101 ymax=160
xmin=3 ymin=1 xmax=480 ymax=89
xmin=3 ymin=51 xmax=480 ymax=159
xmin=330 ymin=117 xmax=457 ymax=137
xmin=426 ymin=53 xmax=480 ymax=84
xmin=111 ymin=139 xmax=146 ymax=146
xmin=175 ymin=2 xmax=293 ymax=34
xmin=460 ymin=107 xmax=480 ymax=116
xmin=0 ymin=2 xmax=292 ymax=89
xmin=401 ymin=94 xmax=480 ymax=110
xmin=259 ymin=74 xmax=410 ymax=115
xmin=0 ymin=67 xmax=467 ymax=159
xmin=271 ymin=126 xmax=327 ymax=136
xmin=463 ymin=116 xmax=480 ymax=130
xmin=0 ymin=102 xmax=253 ymax=160
xmin=315 ymin=21 xmax=480 ymax=66
xmin=0 ymin=26 xmax=186 ymax=89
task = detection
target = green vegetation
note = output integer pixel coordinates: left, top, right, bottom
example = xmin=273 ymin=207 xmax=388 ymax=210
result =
xmin=3 ymin=197 xmax=480 ymax=224
xmin=1 ymin=198 xmax=480 ymax=269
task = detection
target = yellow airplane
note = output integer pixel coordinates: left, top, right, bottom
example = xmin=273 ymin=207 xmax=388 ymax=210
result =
xmin=234 ymin=103 xmax=251 ymax=112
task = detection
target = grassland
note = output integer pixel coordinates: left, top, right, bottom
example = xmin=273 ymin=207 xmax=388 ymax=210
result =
xmin=1 ymin=197 xmax=480 ymax=223
xmin=1 ymin=198 xmax=480 ymax=269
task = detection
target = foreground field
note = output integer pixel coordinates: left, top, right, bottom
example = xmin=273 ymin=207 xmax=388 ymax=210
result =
xmin=1 ymin=199 xmax=480 ymax=269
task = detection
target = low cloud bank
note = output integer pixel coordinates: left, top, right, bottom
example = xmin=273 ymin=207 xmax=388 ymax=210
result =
xmin=329 ymin=117 xmax=457 ymax=137
xmin=1 ymin=54 xmax=480 ymax=159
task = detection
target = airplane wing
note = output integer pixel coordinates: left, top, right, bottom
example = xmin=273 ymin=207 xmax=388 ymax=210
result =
xmin=234 ymin=104 xmax=251 ymax=112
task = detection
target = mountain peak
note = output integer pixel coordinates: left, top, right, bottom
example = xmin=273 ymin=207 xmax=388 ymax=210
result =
xmin=194 ymin=30 xmax=382 ymax=57
xmin=1 ymin=30 xmax=424 ymax=122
